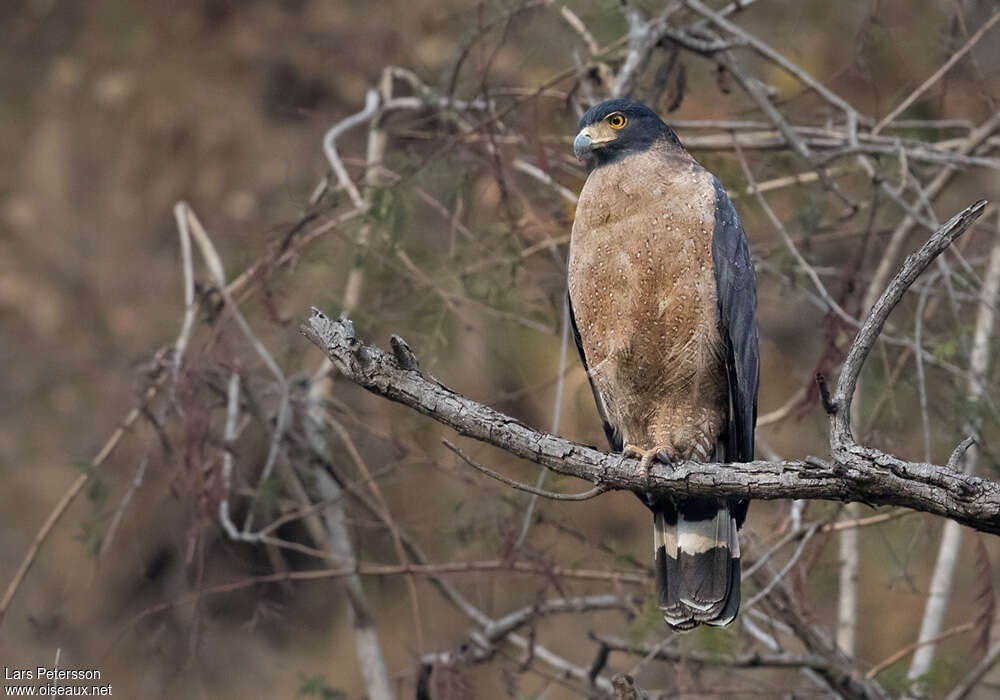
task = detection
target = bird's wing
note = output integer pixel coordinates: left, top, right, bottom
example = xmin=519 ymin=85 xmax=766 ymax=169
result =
xmin=710 ymin=177 xmax=760 ymax=463
xmin=567 ymin=292 xmax=623 ymax=452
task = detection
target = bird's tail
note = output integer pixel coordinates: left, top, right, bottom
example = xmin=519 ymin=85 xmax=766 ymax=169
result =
xmin=653 ymin=498 xmax=741 ymax=630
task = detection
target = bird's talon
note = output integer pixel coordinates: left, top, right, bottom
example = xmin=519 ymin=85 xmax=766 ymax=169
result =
xmin=618 ymin=444 xmax=675 ymax=486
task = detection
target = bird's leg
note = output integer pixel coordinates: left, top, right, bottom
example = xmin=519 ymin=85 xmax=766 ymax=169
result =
xmin=620 ymin=444 xmax=674 ymax=484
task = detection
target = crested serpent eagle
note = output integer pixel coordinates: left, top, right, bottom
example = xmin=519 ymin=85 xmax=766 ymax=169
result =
xmin=567 ymin=98 xmax=760 ymax=630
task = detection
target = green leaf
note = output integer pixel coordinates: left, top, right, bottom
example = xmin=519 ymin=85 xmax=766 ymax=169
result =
xmin=934 ymin=338 xmax=957 ymax=360
xmin=615 ymin=552 xmax=642 ymax=568
xmin=254 ymin=474 xmax=286 ymax=519
xmin=297 ymin=673 xmax=346 ymax=699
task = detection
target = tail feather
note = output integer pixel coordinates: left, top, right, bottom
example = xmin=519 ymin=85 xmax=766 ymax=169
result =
xmin=653 ymin=499 xmax=741 ymax=630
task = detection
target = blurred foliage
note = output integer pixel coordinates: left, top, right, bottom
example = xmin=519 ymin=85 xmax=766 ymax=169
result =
xmin=297 ymin=674 xmax=346 ymax=699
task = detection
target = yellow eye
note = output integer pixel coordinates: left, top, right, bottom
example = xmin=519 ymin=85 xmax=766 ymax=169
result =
xmin=608 ymin=113 xmax=627 ymax=129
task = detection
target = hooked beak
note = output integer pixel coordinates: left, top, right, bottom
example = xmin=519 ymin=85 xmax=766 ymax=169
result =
xmin=573 ymin=131 xmax=592 ymax=161
xmin=573 ymin=125 xmax=615 ymax=162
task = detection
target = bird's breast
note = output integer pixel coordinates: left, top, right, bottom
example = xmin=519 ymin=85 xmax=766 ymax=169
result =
xmin=568 ymin=148 xmax=724 ymax=433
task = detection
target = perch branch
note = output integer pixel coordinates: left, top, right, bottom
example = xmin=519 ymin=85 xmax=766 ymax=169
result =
xmin=301 ymin=201 xmax=999 ymax=537
xmin=292 ymin=351 xmax=1000 ymax=529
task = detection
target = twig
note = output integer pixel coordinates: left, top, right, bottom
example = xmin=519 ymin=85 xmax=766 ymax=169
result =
xmin=515 ymin=295 xmax=573 ymax=548
xmin=444 ymin=440 xmax=607 ymax=501
xmin=592 ymin=634 xmax=883 ymax=700
xmin=171 ymin=204 xmax=196 ymax=392
xmin=98 ymin=457 xmax=149 ymax=559
xmin=757 ymin=385 xmax=808 ymax=426
xmin=117 ymin=563 xmax=641 ymax=640
xmin=685 ymin=0 xmax=859 ymax=119
xmin=914 ymin=284 xmax=933 ymax=463
xmin=907 ymin=207 xmax=1000 ymax=682
xmin=744 ymin=525 xmax=818 ymax=610
xmin=872 ymin=11 xmax=1000 ymax=135
xmin=511 ymin=158 xmax=578 ymax=204
xmin=175 ymin=204 xmax=290 ymax=534
xmin=484 ymin=594 xmax=628 ymax=643
xmin=832 ymin=200 xmax=987 ymax=441
xmin=859 ymin=112 xmax=1000 ymax=322
xmin=0 ymin=382 xmax=160 ymax=627
xmin=824 ymin=509 xmax=914 ymax=532
xmin=866 ymin=621 xmax=975 ymax=679
xmin=945 ymin=637 xmax=1000 ymax=700
xmin=218 ymin=372 xmax=242 ymax=540
xmin=734 ymin=136 xmax=858 ymax=327
xmin=323 ymin=89 xmax=380 ymax=210
xmin=948 ymin=436 xmax=977 ymax=472
xmin=322 ymin=409 xmax=427 ymax=653
xmin=559 ymin=5 xmax=600 ymax=55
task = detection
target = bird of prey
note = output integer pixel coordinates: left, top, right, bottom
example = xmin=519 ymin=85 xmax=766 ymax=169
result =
xmin=568 ymin=98 xmax=759 ymax=630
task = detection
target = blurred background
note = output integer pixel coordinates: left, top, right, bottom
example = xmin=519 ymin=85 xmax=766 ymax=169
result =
xmin=2 ymin=0 xmax=1000 ymax=697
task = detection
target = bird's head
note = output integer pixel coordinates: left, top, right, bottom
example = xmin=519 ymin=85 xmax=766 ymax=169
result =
xmin=573 ymin=99 xmax=682 ymax=168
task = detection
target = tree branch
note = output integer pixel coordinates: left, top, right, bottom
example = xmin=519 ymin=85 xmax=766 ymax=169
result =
xmin=300 ymin=202 xmax=1000 ymax=539
xmin=593 ymin=634 xmax=882 ymax=700
xmin=832 ymin=200 xmax=987 ymax=443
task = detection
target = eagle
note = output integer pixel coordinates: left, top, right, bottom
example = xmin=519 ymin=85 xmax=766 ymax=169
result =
xmin=567 ymin=98 xmax=759 ymax=630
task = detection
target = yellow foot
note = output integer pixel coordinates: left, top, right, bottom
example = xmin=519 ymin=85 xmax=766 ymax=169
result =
xmin=620 ymin=444 xmax=674 ymax=482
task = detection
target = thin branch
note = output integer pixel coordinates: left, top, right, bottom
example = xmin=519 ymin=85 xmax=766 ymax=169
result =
xmin=948 ymin=436 xmax=977 ymax=472
xmin=592 ymin=634 xmax=883 ymax=700
xmin=685 ymin=0 xmax=859 ymax=119
xmin=559 ymin=5 xmax=600 ymax=56
xmin=832 ymin=200 xmax=987 ymax=439
xmin=0 ymin=381 xmax=160 ymax=628
xmin=744 ymin=525 xmax=818 ymax=610
xmin=872 ymin=11 xmax=1000 ymax=135
xmin=515 ymin=295 xmax=574 ymax=548
xmin=829 ymin=201 xmax=986 ymax=656
xmin=323 ymin=89 xmax=380 ymax=210
xmin=733 ymin=133 xmax=858 ymax=327
xmin=946 ymin=637 xmax=1000 ymax=700
xmin=98 ymin=457 xmax=149 ymax=559
xmin=218 ymin=372 xmax=242 ymax=540
xmin=859 ymin=112 xmax=1000 ymax=320
xmin=322 ymin=410 xmax=427 ymax=653
xmin=444 ymin=440 xmax=608 ymax=501
xmin=908 ymin=208 xmax=1000 ymax=682
xmin=483 ymin=594 xmax=628 ymax=643
xmin=176 ymin=204 xmax=290 ymax=534
xmin=866 ymin=621 xmax=975 ymax=679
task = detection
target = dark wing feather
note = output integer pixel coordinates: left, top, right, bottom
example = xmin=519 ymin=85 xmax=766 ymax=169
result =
xmin=710 ymin=177 xmax=760 ymax=464
xmin=566 ymin=293 xmax=623 ymax=452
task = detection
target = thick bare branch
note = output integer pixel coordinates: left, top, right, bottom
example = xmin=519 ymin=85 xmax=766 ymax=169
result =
xmin=301 ymin=223 xmax=1000 ymax=537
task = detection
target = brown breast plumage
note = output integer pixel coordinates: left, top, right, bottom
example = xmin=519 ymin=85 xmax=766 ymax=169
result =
xmin=568 ymin=142 xmax=728 ymax=460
